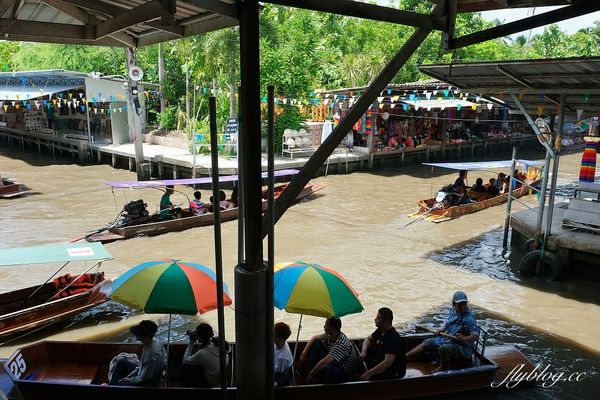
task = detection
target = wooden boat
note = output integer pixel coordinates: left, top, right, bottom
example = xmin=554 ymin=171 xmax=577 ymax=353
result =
xmin=0 ymin=243 xmax=112 ymax=342
xmin=411 ymin=160 xmax=543 ymax=223
xmin=87 ymin=178 xmax=326 ymax=243
xmin=1 ymin=333 xmax=534 ymax=400
xmin=0 ymin=178 xmax=29 ymax=198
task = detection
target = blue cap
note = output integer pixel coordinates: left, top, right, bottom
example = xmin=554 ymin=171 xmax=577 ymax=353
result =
xmin=452 ymin=291 xmax=468 ymax=303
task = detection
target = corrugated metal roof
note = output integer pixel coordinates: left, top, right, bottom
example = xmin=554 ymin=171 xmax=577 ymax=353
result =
xmin=419 ymin=57 xmax=600 ymax=117
xmin=0 ymin=1 xmax=587 ymax=48
xmin=0 ymin=0 xmax=239 ymax=47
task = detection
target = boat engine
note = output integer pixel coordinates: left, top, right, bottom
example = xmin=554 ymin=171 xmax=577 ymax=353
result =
xmin=123 ymin=199 xmax=149 ymax=222
xmin=434 ymin=184 xmax=455 ymax=209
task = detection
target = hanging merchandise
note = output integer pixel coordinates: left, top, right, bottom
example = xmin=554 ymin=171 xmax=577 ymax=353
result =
xmin=365 ymin=107 xmax=373 ymax=135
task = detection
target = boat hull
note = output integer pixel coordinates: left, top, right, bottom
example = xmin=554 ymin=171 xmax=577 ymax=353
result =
xmin=0 ymin=274 xmax=108 ymax=341
xmin=87 ymin=182 xmax=326 ymax=242
xmin=0 ymin=182 xmax=29 ymax=198
xmin=413 ymin=182 xmax=539 ymax=223
xmin=2 ymin=335 xmax=534 ymax=400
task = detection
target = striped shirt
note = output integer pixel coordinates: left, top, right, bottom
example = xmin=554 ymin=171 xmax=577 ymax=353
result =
xmin=320 ymin=332 xmax=357 ymax=374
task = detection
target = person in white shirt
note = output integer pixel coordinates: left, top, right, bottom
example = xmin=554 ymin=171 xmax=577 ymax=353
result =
xmin=274 ymin=322 xmax=294 ymax=386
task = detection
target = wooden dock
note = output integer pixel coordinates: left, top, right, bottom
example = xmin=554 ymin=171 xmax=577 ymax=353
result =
xmin=1 ymin=126 xmax=553 ymax=179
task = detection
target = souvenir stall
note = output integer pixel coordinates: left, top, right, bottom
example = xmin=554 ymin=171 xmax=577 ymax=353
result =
xmin=317 ymin=80 xmax=526 ymax=157
xmin=0 ymin=70 xmax=148 ymax=145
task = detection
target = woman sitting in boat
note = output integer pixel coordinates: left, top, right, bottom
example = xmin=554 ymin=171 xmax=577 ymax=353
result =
xmin=108 ymin=320 xmax=166 ymax=386
xmin=405 ymin=291 xmax=479 ymax=373
xmin=273 ymin=322 xmax=294 ymax=386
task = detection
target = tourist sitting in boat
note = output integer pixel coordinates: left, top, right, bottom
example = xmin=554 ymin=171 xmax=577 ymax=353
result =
xmin=513 ymin=171 xmax=527 ymax=188
xmin=405 ymin=291 xmax=480 ymax=373
xmin=230 ymin=186 xmax=239 ymax=207
xmin=160 ymin=185 xmax=182 ymax=219
xmin=181 ymin=323 xmax=230 ymax=387
xmin=499 ymin=175 xmax=511 ymax=194
xmin=219 ymin=190 xmax=235 ymax=210
xmin=298 ymin=317 xmax=357 ymax=384
xmin=108 ymin=320 xmax=166 ymax=386
xmin=189 ymin=191 xmax=206 ymax=216
xmin=359 ymin=307 xmax=405 ymax=380
xmin=274 ymin=322 xmax=294 ymax=386
xmin=486 ymin=179 xmax=500 ymax=196
xmin=471 ymin=178 xmax=487 ymax=193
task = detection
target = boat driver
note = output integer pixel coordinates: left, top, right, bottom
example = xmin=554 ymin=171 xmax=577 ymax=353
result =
xmin=160 ymin=185 xmax=182 ymax=219
xmin=405 ymin=291 xmax=479 ymax=373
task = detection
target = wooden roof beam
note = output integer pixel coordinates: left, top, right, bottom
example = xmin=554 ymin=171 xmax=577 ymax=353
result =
xmin=95 ymin=0 xmax=162 ymax=39
xmin=262 ymin=0 xmax=446 ymax=30
xmin=448 ymin=0 xmax=600 ymax=49
xmin=0 ymin=0 xmax=15 ymax=17
xmin=9 ymin=0 xmax=21 ymax=19
xmin=0 ymin=19 xmax=124 ymax=46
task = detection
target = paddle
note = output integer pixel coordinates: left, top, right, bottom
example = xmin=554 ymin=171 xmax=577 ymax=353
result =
xmin=399 ymin=203 xmax=442 ymax=230
xmin=415 ymin=324 xmax=459 ymax=341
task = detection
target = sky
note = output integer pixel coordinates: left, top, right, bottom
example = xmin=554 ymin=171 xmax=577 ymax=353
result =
xmin=370 ymin=2 xmax=600 ymax=36
xmin=480 ymin=6 xmax=600 ymax=36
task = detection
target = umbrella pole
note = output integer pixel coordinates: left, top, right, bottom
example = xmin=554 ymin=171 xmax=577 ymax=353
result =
xmin=292 ymin=314 xmax=303 ymax=385
xmin=165 ymin=314 xmax=172 ymax=386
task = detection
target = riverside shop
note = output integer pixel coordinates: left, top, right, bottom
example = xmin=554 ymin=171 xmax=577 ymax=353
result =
xmin=0 ymin=70 xmax=148 ymax=145
xmin=317 ymin=80 xmax=534 ymax=160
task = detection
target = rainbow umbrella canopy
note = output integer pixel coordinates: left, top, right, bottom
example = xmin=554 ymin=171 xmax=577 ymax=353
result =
xmin=273 ymin=261 xmax=363 ymax=318
xmin=111 ymin=259 xmax=232 ymax=315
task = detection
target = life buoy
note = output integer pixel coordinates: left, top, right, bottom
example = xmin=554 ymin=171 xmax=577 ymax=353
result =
xmin=519 ymin=250 xmax=564 ymax=281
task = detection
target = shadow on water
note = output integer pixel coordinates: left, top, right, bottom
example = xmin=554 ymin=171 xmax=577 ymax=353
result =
xmin=426 ymin=222 xmax=600 ymax=306
xmin=397 ymin=306 xmax=600 ymax=400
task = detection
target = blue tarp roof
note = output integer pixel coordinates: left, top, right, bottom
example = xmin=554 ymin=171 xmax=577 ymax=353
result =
xmin=0 ymin=242 xmax=112 ymax=267
xmin=423 ymin=160 xmax=543 ymax=171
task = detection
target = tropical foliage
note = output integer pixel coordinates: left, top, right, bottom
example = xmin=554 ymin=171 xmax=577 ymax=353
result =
xmin=1 ymin=2 xmax=599 ymax=141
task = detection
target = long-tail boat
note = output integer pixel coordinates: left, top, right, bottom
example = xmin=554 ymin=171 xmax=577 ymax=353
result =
xmin=411 ymin=160 xmax=543 ymax=223
xmin=0 ymin=243 xmax=112 ymax=342
xmin=0 ymin=177 xmax=29 ymax=198
xmin=86 ymin=169 xmax=325 ymax=243
xmin=1 ymin=333 xmax=534 ymax=400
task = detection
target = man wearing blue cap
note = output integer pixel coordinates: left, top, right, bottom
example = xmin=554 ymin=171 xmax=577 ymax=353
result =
xmin=405 ymin=291 xmax=479 ymax=373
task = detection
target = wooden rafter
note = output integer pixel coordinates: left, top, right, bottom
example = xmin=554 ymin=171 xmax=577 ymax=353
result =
xmin=263 ymin=0 xmax=446 ymax=30
xmin=95 ymin=0 xmax=162 ymax=39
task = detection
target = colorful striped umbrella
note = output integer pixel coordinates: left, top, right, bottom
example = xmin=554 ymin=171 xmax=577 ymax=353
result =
xmin=273 ymin=261 xmax=363 ymax=318
xmin=111 ymin=259 xmax=232 ymax=315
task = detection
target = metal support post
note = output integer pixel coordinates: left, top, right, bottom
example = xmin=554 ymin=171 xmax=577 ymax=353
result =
xmin=236 ymin=1 xmax=272 ymax=399
xmin=502 ymin=146 xmax=518 ymax=247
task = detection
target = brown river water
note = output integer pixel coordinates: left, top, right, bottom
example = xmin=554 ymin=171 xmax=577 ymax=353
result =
xmin=1 ymin=147 xmax=599 ymax=399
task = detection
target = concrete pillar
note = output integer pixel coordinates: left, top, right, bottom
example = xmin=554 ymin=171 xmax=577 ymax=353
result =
xmin=172 ymin=165 xmax=178 ymax=179
xmin=112 ymin=154 xmax=117 ymax=168
xmin=128 ymin=157 xmax=134 ymax=171
xmin=155 ymin=155 xmax=164 ymax=178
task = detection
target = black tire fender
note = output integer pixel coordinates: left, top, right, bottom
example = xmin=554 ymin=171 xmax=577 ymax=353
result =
xmin=519 ymin=250 xmax=564 ymax=281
